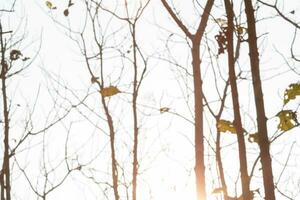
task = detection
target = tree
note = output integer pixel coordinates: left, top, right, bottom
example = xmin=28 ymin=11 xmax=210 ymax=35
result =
xmin=53 ymin=1 xmax=152 ymax=199
xmin=244 ymin=0 xmax=276 ymax=199
xmin=223 ymin=0 xmax=251 ymax=199
xmin=160 ymin=1 xmax=214 ymax=199
xmin=2 ymin=0 xmax=299 ymax=199
xmin=94 ymin=1 xmax=150 ymax=199
xmin=0 ymin=2 xmax=81 ymax=199
xmin=0 ymin=21 xmax=13 ymax=200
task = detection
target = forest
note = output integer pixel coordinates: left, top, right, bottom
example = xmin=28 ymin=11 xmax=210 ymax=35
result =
xmin=0 ymin=0 xmax=300 ymax=199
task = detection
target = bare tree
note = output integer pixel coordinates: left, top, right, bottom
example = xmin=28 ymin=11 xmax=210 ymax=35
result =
xmin=244 ymin=0 xmax=275 ymax=199
xmin=204 ymin=76 xmax=230 ymax=200
xmin=94 ymin=1 xmax=150 ymax=199
xmin=0 ymin=2 xmax=80 ymax=199
xmin=223 ymin=1 xmax=251 ymax=199
xmin=0 ymin=21 xmax=12 ymax=200
xmin=59 ymin=1 xmax=152 ymax=199
xmin=160 ymin=1 xmax=214 ymax=199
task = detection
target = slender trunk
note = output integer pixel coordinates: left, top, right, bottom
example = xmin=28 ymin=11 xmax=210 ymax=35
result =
xmin=215 ymin=82 xmax=230 ymax=200
xmin=131 ymin=24 xmax=138 ymax=200
xmin=0 ymin=25 xmax=5 ymax=200
xmin=0 ymin=22 xmax=11 ymax=200
xmin=215 ymin=128 xmax=228 ymax=200
xmin=191 ymin=42 xmax=206 ymax=200
xmin=101 ymin=97 xmax=120 ymax=200
xmin=98 ymin=46 xmax=120 ymax=200
xmin=160 ymin=1 xmax=215 ymax=199
xmin=224 ymin=1 xmax=251 ymax=199
xmin=244 ymin=0 xmax=275 ymax=199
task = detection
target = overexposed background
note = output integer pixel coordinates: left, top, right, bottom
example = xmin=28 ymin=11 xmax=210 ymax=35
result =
xmin=1 ymin=0 xmax=300 ymax=199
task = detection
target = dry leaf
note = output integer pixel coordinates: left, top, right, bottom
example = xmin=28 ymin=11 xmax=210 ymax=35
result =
xmin=216 ymin=18 xmax=227 ymax=27
xmin=91 ymin=76 xmax=99 ymax=84
xmin=284 ymin=82 xmax=300 ymax=105
xmin=235 ymin=26 xmax=247 ymax=35
xmin=276 ymin=110 xmax=298 ymax=131
xmin=212 ymin=187 xmax=224 ymax=194
xmin=63 ymin=9 xmax=69 ymax=16
xmin=217 ymin=119 xmax=236 ymax=134
xmin=100 ymin=86 xmax=120 ymax=97
xmin=46 ymin=1 xmax=57 ymax=9
xmin=10 ymin=49 xmax=22 ymax=61
xmin=159 ymin=107 xmax=170 ymax=114
xmin=248 ymin=133 xmax=259 ymax=143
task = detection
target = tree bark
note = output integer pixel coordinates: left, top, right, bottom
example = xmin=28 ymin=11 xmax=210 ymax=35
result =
xmin=132 ymin=23 xmax=138 ymax=200
xmin=224 ymin=1 xmax=251 ymax=199
xmin=102 ymin=98 xmax=120 ymax=200
xmin=83 ymin=43 xmax=120 ymax=200
xmin=214 ymin=81 xmax=230 ymax=200
xmin=0 ymin=22 xmax=11 ymax=200
xmin=191 ymin=42 xmax=206 ymax=200
xmin=215 ymin=129 xmax=228 ymax=200
xmin=244 ymin=0 xmax=275 ymax=199
xmin=160 ymin=1 xmax=215 ymax=199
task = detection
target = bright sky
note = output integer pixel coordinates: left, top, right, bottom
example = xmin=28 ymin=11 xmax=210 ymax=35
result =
xmin=1 ymin=0 xmax=300 ymax=199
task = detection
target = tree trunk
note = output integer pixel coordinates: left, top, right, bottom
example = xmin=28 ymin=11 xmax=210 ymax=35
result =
xmin=0 ymin=22 xmax=11 ymax=200
xmin=244 ymin=0 xmax=275 ymax=199
xmin=160 ymin=1 xmax=215 ymax=199
xmin=101 ymin=95 xmax=120 ymax=200
xmin=191 ymin=42 xmax=206 ymax=200
xmin=132 ymin=24 xmax=139 ymax=200
xmin=215 ymin=129 xmax=229 ymax=200
xmin=224 ymin=1 xmax=251 ymax=199
xmin=98 ymin=46 xmax=120 ymax=200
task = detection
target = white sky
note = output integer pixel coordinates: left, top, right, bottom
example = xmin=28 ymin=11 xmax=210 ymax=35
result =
xmin=1 ymin=0 xmax=300 ymax=199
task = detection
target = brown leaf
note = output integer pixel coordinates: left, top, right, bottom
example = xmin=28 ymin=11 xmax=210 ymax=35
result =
xmin=10 ymin=49 xmax=22 ymax=61
xmin=91 ymin=76 xmax=99 ymax=84
xmin=63 ymin=9 xmax=69 ymax=16
xmin=100 ymin=86 xmax=120 ymax=97
xmin=159 ymin=107 xmax=170 ymax=114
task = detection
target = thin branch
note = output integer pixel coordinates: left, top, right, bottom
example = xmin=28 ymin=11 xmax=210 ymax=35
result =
xmin=257 ymin=0 xmax=300 ymax=29
xmin=161 ymin=0 xmax=193 ymax=39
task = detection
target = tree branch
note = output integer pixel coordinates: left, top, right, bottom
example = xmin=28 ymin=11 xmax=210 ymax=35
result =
xmin=161 ymin=0 xmax=193 ymax=39
xmin=194 ymin=0 xmax=214 ymax=42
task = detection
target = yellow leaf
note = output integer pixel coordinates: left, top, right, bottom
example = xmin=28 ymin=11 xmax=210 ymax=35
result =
xmin=217 ymin=119 xmax=236 ymax=134
xmin=100 ymin=86 xmax=120 ymax=97
xmin=248 ymin=133 xmax=259 ymax=143
xmin=235 ymin=26 xmax=247 ymax=35
xmin=212 ymin=187 xmax=224 ymax=194
xmin=160 ymin=107 xmax=170 ymax=114
xmin=227 ymin=196 xmax=243 ymax=200
xmin=276 ymin=110 xmax=297 ymax=131
xmin=284 ymin=82 xmax=300 ymax=105
xmin=216 ymin=18 xmax=227 ymax=27
xmin=46 ymin=1 xmax=52 ymax=8
xmin=46 ymin=1 xmax=56 ymax=9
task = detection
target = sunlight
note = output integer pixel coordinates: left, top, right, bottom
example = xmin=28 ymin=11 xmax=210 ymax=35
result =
xmin=151 ymin=186 xmax=196 ymax=200
xmin=142 ymin=165 xmax=198 ymax=200
xmin=150 ymin=187 xmax=215 ymax=200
